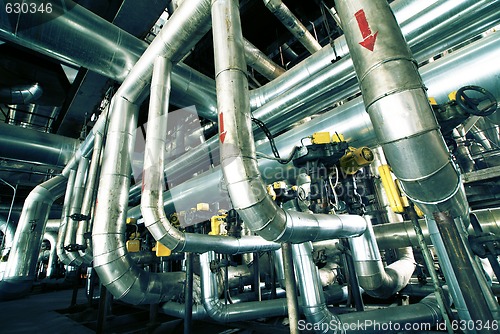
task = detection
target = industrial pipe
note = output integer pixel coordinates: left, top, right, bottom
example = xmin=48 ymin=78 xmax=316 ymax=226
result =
xmin=0 ymin=83 xmax=43 ymax=104
xmin=243 ymin=39 xmax=285 ymax=80
xmin=56 ymin=169 xmax=76 ymax=266
xmin=141 ymin=56 xmax=280 ymax=254
xmin=214 ymin=0 xmax=366 ymax=243
xmin=43 ymin=231 xmax=58 ymax=279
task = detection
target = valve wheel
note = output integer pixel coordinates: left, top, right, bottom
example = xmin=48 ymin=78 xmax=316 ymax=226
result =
xmin=456 ymin=85 xmax=497 ymax=116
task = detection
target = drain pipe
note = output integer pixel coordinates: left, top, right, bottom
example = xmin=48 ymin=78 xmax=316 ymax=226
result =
xmin=263 ymin=0 xmax=321 ymax=54
xmin=0 ymin=174 xmax=68 ymax=299
xmin=215 ymin=0 xmax=366 ymax=243
xmin=243 ymin=39 xmax=285 ymax=80
xmin=63 ymin=156 xmax=89 ymax=266
xmin=141 ymin=56 xmax=280 ymax=254
xmin=349 ymin=217 xmax=415 ymax=299
xmin=77 ymin=132 xmax=103 ymax=265
xmin=92 ymin=0 xmax=218 ymax=305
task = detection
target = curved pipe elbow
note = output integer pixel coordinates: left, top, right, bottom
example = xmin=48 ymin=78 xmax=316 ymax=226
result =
xmin=0 ymin=83 xmax=43 ymax=104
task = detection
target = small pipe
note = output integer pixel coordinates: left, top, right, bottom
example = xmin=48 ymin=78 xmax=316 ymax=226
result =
xmin=184 ymin=252 xmax=194 ymax=334
xmin=282 ymin=243 xmax=299 ymax=334
xmin=341 ymin=239 xmax=364 ymax=311
xmin=0 ymin=178 xmax=16 ymax=254
xmin=253 ymin=252 xmax=261 ymax=301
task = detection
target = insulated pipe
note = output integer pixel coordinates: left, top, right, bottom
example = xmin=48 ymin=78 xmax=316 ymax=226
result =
xmin=214 ymin=0 xmax=366 ymax=243
xmin=349 ymin=218 xmax=415 ymax=299
xmin=0 ymin=215 xmax=15 ymax=259
xmin=63 ymin=156 xmax=89 ymax=266
xmin=0 ymin=83 xmax=43 ymax=104
xmin=0 ymin=0 xmax=218 ymax=121
xmin=0 ymin=123 xmax=79 ymax=168
xmin=77 ymin=132 xmax=103 ymax=265
xmin=335 ymin=0 xmax=468 ymax=218
xmin=262 ymin=0 xmax=321 ymax=54
xmin=0 ymin=175 xmax=67 ymax=299
xmin=243 ymin=39 xmax=285 ymax=80
xmin=141 ymin=56 xmax=280 ymax=254
xmin=292 ymin=242 xmax=340 ymax=333
xmin=56 ymin=169 xmax=77 ymax=266
xmin=43 ymin=231 xmax=58 ymax=279
xmin=200 ymin=251 xmax=288 ymax=322
xmin=92 ymin=0 xmax=214 ymax=304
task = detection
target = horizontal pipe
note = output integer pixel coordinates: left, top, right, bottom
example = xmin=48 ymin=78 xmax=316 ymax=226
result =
xmin=0 ymin=83 xmax=43 ymax=104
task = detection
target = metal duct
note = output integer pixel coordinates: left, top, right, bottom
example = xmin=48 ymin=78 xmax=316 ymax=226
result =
xmin=214 ymin=0 xmax=366 ymax=243
xmin=243 ymin=39 xmax=285 ymax=80
xmin=292 ymin=242 xmax=340 ymax=333
xmin=92 ymin=0 xmax=214 ymax=304
xmin=63 ymin=157 xmax=89 ymax=266
xmin=200 ymin=251 xmax=288 ymax=322
xmin=349 ymin=218 xmax=415 ymax=299
xmin=262 ymin=0 xmax=321 ymax=54
xmin=141 ymin=56 xmax=280 ymax=254
xmin=0 ymin=175 xmax=67 ymax=300
xmin=0 ymin=0 xmax=218 ymax=121
xmin=335 ymin=0 xmax=468 ymax=218
xmin=56 ymin=169 xmax=77 ymax=266
xmin=76 ymin=132 xmax=103 ymax=265
xmin=0 ymin=83 xmax=43 ymax=104
xmin=0 ymin=123 xmax=79 ymax=168
xmin=43 ymin=231 xmax=58 ymax=279
xmin=127 ymin=31 xmax=500 ymax=219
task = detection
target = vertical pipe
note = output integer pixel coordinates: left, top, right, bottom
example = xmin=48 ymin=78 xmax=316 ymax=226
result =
xmin=341 ymin=239 xmax=364 ymax=312
xmin=253 ymin=252 xmax=262 ymax=301
xmin=433 ymin=211 xmax=496 ymax=327
xmin=282 ymin=243 xmax=299 ymax=334
xmin=57 ymin=169 xmax=76 ymax=266
xmin=184 ymin=252 xmax=194 ymax=334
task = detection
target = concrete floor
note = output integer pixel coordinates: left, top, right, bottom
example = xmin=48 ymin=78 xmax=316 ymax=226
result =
xmin=0 ymin=286 xmax=94 ymax=334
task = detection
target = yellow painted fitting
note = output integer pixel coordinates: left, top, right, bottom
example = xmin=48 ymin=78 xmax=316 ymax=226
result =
xmin=126 ymin=239 xmax=140 ymax=253
xmin=126 ymin=218 xmax=137 ymax=225
xmin=448 ymin=91 xmax=457 ymax=102
xmin=273 ymin=181 xmax=286 ymax=189
xmin=312 ymin=132 xmax=331 ymax=144
xmin=267 ymin=185 xmax=277 ymax=200
xmin=378 ymin=165 xmax=404 ymax=213
xmin=331 ymin=133 xmax=345 ymax=143
xmin=291 ymin=185 xmax=298 ymax=191
xmin=209 ymin=215 xmax=227 ymax=236
xmin=428 ymin=97 xmax=437 ymax=105
xmin=414 ymin=205 xmax=424 ymax=218
xmin=196 ymin=203 xmax=210 ymax=211
xmin=155 ymin=241 xmax=171 ymax=257
xmin=340 ymin=147 xmax=375 ymax=174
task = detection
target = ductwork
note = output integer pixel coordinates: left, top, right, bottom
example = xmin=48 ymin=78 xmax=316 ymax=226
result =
xmin=0 ymin=175 xmax=67 ymax=299
xmin=0 ymin=83 xmax=43 ymax=104
xmin=92 ymin=0 xmax=217 ymax=305
xmin=141 ymin=56 xmax=280 ymax=254
xmin=243 ymin=39 xmax=285 ymax=80
xmin=335 ymin=0 xmax=468 ymax=218
xmin=263 ymin=0 xmax=321 ymax=54
xmin=214 ymin=0 xmax=366 ymax=243
xmin=349 ymin=218 xmax=415 ymax=299
xmin=0 ymin=123 xmax=79 ymax=168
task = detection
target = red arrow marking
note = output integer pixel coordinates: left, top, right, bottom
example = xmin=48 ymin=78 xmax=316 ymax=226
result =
xmin=219 ymin=112 xmax=227 ymax=143
xmin=355 ymin=9 xmax=378 ymax=51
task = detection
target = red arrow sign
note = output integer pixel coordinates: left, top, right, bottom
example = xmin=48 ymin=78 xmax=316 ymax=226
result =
xmin=219 ymin=112 xmax=227 ymax=143
xmin=355 ymin=9 xmax=378 ymax=51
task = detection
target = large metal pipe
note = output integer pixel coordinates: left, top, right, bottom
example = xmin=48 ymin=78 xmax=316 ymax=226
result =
xmin=0 ymin=175 xmax=67 ymax=299
xmin=0 ymin=83 xmax=43 ymax=104
xmin=243 ymin=39 xmax=285 ymax=80
xmin=0 ymin=215 xmax=15 ymax=260
xmin=335 ymin=0 xmax=468 ymax=218
xmin=92 ymin=0 xmax=215 ymax=305
xmin=262 ymin=0 xmax=321 ymax=54
xmin=141 ymin=56 xmax=279 ymax=254
xmin=127 ymin=31 xmax=500 ymax=219
xmin=56 ymin=169 xmax=77 ymax=266
xmin=0 ymin=123 xmax=79 ymax=168
xmin=0 ymin=0 xmax=218 ymax=121
xmin=349 ymin=218 xmax=415 ymax=299
xmin=214 ymin=0 xmax=366 ymax=243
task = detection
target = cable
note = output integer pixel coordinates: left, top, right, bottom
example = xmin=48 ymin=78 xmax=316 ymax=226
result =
xmin=252 ymin=117 xmax=300 ymax=164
